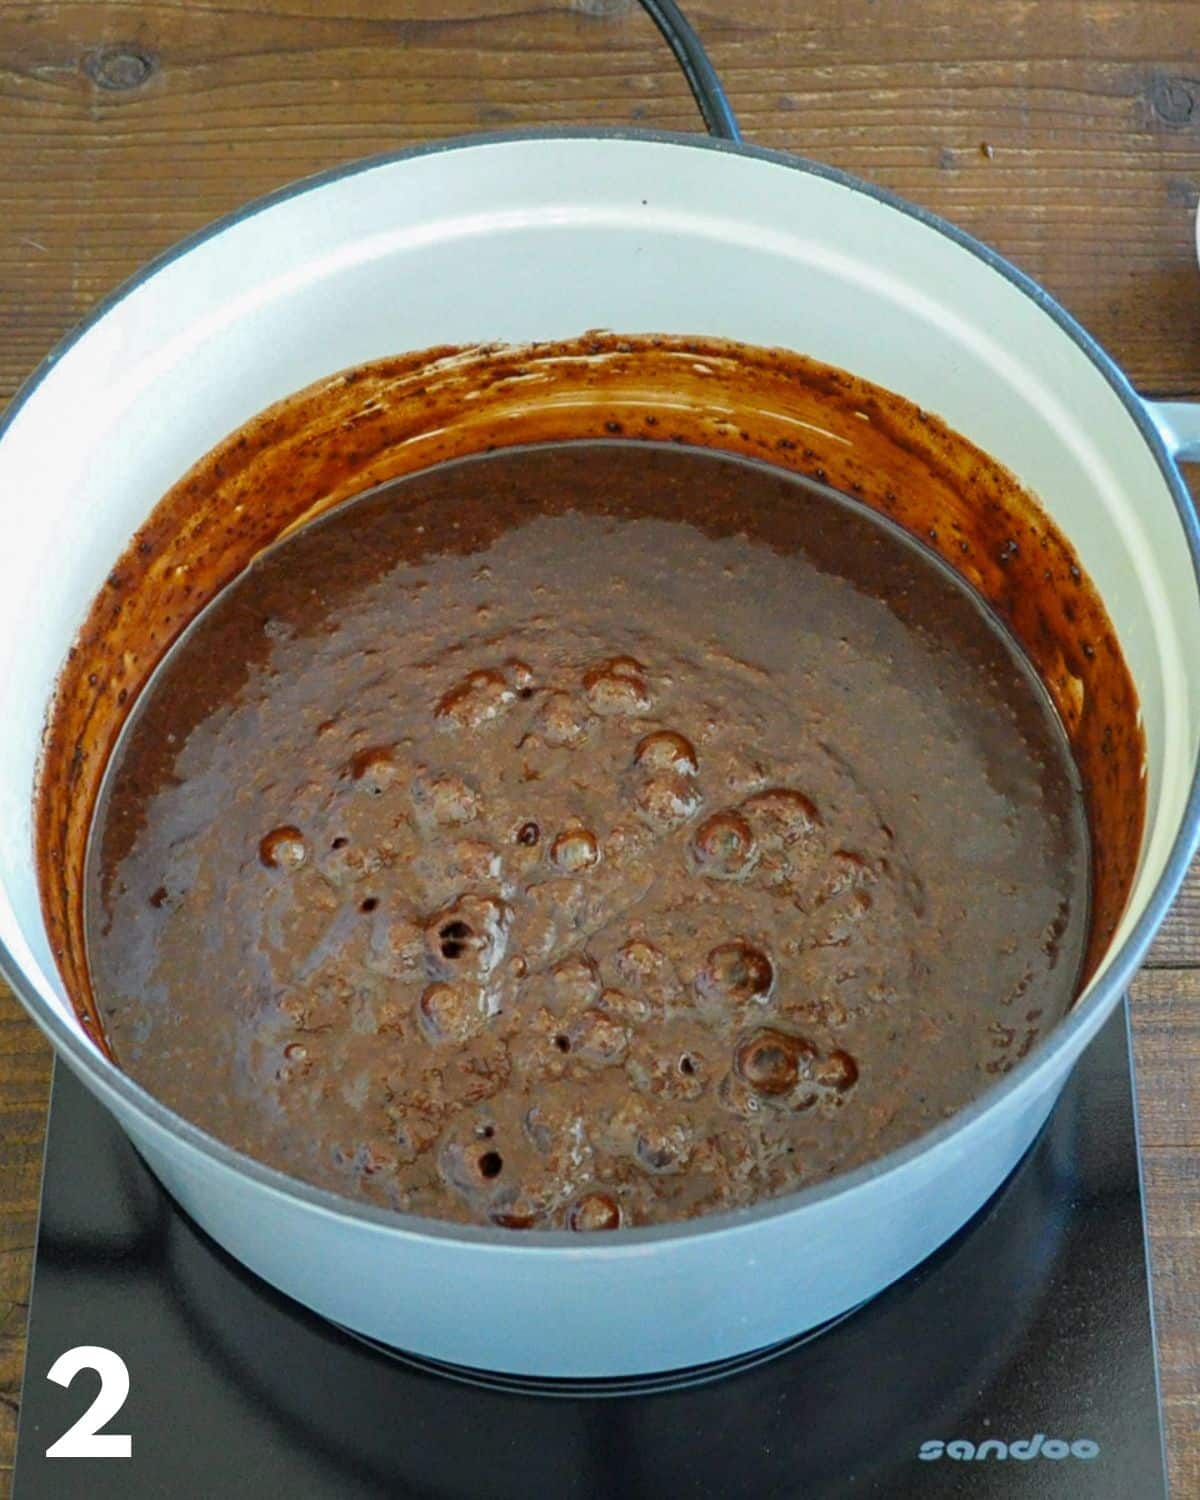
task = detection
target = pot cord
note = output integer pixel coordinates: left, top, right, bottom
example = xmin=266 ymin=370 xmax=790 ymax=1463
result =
xmin=635 ymin=0 xmax=741 ymax=142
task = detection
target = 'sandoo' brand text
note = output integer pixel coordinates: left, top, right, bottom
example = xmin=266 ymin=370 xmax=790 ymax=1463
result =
xmin=918 ymin=1435 xmax=1100 ymax=1462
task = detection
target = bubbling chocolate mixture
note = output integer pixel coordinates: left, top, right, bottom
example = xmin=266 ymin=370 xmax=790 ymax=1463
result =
xmin=85 ymin=442 xmax=1088 ymax=1229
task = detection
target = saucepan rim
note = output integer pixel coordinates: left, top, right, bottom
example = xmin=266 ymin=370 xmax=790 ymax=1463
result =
xmin=2 ymin=126 xmax=1198 ymax=1250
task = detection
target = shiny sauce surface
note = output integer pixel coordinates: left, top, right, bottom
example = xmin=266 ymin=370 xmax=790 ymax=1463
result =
xmin=85 ymin=441 xmax=1089 ymax=1228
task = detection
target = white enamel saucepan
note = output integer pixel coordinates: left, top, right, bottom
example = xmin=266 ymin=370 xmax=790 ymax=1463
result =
xmin=1 ymin=6 xmax=1198 ymax=1377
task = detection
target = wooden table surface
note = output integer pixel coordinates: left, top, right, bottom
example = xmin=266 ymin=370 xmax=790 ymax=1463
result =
xmin=0 ymin=1 xmax=1197 ymax=1493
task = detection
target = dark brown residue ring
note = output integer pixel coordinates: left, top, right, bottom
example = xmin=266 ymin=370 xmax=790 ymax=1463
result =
xmin=33 ymin=333 xmax=1145 ymax=1054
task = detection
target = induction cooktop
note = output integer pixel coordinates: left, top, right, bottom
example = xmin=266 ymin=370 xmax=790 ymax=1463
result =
xmin=13 ymin=1001 xmax=1167 ymax=1498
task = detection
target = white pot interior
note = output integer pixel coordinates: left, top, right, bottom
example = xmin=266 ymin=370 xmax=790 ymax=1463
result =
xmin=1 ymin=135 xmax=1197 ymax=1048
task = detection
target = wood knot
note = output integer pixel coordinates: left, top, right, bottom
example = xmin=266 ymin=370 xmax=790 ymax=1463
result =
xmin=1148 ymin=73 xmax=1199 ymax=127
xmin=84 ymin=45 xmax=156 ymax=92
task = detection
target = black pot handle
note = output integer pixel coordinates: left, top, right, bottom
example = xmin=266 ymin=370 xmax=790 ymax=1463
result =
xmin=636 ymin=0 xmax=741 ymax=141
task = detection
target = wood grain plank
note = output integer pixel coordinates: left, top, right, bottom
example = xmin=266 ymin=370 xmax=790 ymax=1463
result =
xmin=2 ymin=1 xmax=1200 ymax=400
xmin=1131 ymin=967 xmax=1200 ymax=1148
xmin=1128 ymin=970 xmax=1199 ymax=1500
xmin=1139 ymin=1143 xmax=1200 ymax=1500
xmin=1147 ymin=861 xmax=1200 ymax=969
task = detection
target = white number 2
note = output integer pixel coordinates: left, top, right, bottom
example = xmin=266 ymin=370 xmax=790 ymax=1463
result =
xmin=44 ymin=1346 xmax=132 ymax=1458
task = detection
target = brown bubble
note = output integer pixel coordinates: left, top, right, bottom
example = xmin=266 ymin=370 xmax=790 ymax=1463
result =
xmin=538 ymin=690 xmax=591 ymax=748
xmin=817 ymin=1048 xmax=859 ymax=1093
xmin=259 ymin=826 xmax=307 ymax=870
xmin=583 ymin=657 xmax=652 ymax=716
xmin=275 ymin=990 xmax=308 ymax=1026
xmin=634 ymin=729 xmax=698 ymax=776
xmin=435 ymin=667 xmax=515 ymax=729
xmin=417 ymin=981 xmax=487 ymax=1043
xmin=734 ymin=1027 xmax=816 ymax=1096
xmin=450 ymin=840 xmax=501 ymax=883
xmin=696 ymin=940 xmax=774 ymax=1005
xmin=552 ymin=952 xmax=602 ymax=1006
xmin=349 ymin=745 xmax=398 ymax=791
xmin=490 ymin=1210 xmax=539 ymax=1229
xmin=567 ymin=1192 xmax=623 ymax=1231
xmin=598 ymin=986 xmax=653 ymax=1025
xmin=488 ymin=1185 xmax=548 ymax=1229
xmin=411 ymin=769 xmax=481 ymax=826
xmin=551 ymin=825 xmax=600 ymax=873
xmin=505 ymin=657 xmax=536 ymax=691
xmin=741 ymin=786 xmax=820 ymax=843
xmin=616 ymin=938 xmax=667 ymax=985
xmin=691 ymin=809 xmax=757 ymax=880
xmin=424 ymin=893 xmax=511 ymax=979
xmin=570 ymin=1007 xmax=631 ymax=1064
xmin=632 ymin=771 xmax=702 ymax=832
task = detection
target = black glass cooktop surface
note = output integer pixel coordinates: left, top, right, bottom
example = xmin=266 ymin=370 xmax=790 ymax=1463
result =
xmin=13 ymin=1002 xmax=1167 ymax=1498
